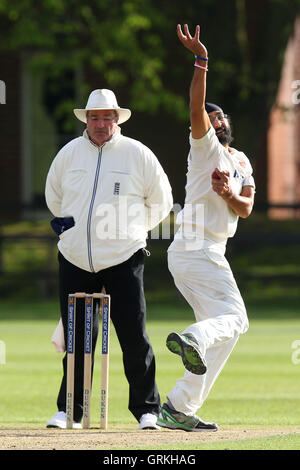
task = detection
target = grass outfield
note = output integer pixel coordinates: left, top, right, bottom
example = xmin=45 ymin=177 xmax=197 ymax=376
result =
xmin=0 ymin=300 xmax=300 ymax=450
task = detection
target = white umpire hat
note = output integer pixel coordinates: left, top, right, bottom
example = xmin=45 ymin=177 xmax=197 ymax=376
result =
xmin=74 ymin=89 xmax=131 ymax=124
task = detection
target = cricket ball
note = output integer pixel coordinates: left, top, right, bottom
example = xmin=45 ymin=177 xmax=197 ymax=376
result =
xmin=212 ymin=171 xmax=221 ymax=180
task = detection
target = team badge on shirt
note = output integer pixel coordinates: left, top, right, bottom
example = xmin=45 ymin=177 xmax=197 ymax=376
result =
xmin=234 ymin=169 xmax=245 ymax=182
xmin=114 ymin=182 xmax=120 ymax=195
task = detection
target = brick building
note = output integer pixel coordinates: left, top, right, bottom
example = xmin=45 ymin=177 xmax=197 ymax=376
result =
xmin=267 ymin=17 xmax=300 ymax=218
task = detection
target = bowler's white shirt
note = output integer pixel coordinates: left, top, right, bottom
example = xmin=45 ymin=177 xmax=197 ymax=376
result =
xmin=169 ymin=126 xmax=255 ymax=254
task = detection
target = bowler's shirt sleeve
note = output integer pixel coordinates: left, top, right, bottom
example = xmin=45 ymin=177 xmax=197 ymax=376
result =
xmin=243 ymin=175 xmax=255 ymax=188
xmin=237 ymin=152 xmax=256 ymax=188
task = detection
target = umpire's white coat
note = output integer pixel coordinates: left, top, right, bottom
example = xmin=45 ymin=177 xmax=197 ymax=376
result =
xmin=46 ymin=128 xmax=173 ymax=273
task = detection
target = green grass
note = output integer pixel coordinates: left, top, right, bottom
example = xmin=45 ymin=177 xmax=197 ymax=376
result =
xmin=0 ymin=300 xmax=300 ymax=449
xmin=137 ymin=433 xmax=300 ymax=450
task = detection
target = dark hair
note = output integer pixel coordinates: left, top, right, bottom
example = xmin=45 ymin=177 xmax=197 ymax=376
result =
xmin=205 ymin=102 xmax=224 ymax=114
xmin=219 ymin=114 xmax=234 ymax=145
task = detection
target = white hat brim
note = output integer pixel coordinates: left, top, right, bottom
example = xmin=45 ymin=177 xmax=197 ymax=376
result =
xmin=73 ymin=107 xmax=131 ymax=125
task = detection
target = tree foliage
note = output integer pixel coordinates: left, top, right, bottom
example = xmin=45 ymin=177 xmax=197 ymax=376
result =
xmin=1 ymin=0 xmax=299 ymax=117
xmin=0 ymin=0 xmax=299 ymax=202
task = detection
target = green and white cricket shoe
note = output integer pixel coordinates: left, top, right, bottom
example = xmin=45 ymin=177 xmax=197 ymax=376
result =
xmin=158 ymin=403 xmax=218 ymax=432
xmin=166 ymin=332 xmax=207 ymax=375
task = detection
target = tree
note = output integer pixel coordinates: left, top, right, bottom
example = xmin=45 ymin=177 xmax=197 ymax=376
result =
xmin=0 ymin=0 xmax=299 ymax=203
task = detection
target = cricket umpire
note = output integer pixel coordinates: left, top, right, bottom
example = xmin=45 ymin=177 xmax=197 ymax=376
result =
xmin=45 ymin=89 xmax=173 ymax=430
xmin=158 ymin=25 xmax=255 ymax=432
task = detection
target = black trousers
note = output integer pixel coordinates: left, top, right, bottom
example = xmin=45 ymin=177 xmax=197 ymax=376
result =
xmin=56 ymin=249 xmax=160 ymax=423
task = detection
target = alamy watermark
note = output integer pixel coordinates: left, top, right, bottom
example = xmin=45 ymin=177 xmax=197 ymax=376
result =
xmin=0 ymin=80 xmax=6 ymax=104
xmin=94 ymin=200 xmax=205 ymax=250
xmin=0 ymin=341 xmax=6 ymax=365
xmin=291 ymin=340 xmax=300 ymax=365
xmin=291 ymin=80 xmax=300 ymax=105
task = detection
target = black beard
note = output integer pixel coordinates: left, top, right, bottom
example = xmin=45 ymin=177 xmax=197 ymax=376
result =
xmin=217 ymin=127 xmax=233 ymax=145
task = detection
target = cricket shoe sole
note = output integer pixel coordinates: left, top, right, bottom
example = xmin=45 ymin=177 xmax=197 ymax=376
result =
xmin=166 ymin=332 xmax=207 ymax=375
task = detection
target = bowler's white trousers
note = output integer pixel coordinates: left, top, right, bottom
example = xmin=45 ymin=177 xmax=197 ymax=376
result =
xmin=167 ymin=247 xmax=249 ymax=416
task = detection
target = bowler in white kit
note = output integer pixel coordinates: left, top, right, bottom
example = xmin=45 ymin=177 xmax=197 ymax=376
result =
xmin=158 ymin=24 xmax=255 ymax=432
